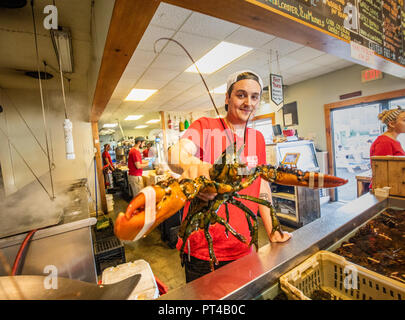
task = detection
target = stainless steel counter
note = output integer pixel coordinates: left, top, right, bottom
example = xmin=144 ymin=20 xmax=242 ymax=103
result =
xmin=159 ymin=193 xmax=402 ymax=300
xmin=0 ymin=179 xmax=97 ymax=283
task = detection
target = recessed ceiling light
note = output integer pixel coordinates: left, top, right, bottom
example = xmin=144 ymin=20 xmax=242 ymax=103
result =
xmin=185 ymin=42 xmax=253 ymax=74
xmin=210 ymin=83 xmax=227 ymax=94
xmin=146 ymin=119 xmax=160 ymax=124
xmin=125 ymin=89 xmax=157 ymax=101
xmin=102 ymin=123 xmax=118 ymax=128
xmin=124 ymin=115 xmax=143 ymax=121
xmin=135 ymin=125 xmax=148 ymax=129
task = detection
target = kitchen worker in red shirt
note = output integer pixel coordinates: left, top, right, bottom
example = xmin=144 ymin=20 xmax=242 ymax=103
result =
xmin=168 ymin=70 xmax=291 ymax=282
xmin=102 ymin=144 xmax=115 ymax=188
xmin=102 ymin=144 xmax=115 ymax=171
xmin=369 ymin=107 xmax=405 ymax=189
xmin=127 ymin=137 xmax=150 ymax=198
xmin=370 ymin=107 xmax=405 ymax=157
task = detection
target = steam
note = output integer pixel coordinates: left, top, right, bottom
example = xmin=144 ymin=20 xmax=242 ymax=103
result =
xmin=0 ymin=175 xmax=74 ymax=239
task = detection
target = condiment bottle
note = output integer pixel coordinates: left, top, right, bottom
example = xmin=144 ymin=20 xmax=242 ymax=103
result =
xmin=168 ymin=115 xmax=172 ymax=129
xmin=179 ymin=117 xmax=185 ymax=132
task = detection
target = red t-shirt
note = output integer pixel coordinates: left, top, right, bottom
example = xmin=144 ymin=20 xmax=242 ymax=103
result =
xmin=128 ymin=148 xmax=143 ymax=176
xmin=102 ymin=150 xmax=113 ymax=169
xmin=370 ymin=135 xmax=405 ymax=157
xmin=176 ymin=117 xmax=266 ymax=261
xmin=142 ymin=148 xmax=149 ymax=158
xmin=369 ymin=135 xmax=405 ymax=189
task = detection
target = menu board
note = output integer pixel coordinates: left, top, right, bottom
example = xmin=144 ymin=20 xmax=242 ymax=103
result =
xmin=253 ymin=0 xmax=405 ymax=67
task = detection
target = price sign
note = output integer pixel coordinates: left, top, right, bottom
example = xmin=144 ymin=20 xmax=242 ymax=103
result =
xmin=270 ymin=74 xmax=284 ymax=107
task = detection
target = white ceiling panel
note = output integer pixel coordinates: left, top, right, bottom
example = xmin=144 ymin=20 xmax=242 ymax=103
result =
xmin=149 ymin=2 xmax=192 ymax=30
xmin=308 ymin=53 xmax=345 ymax=67
xmin=115 ymin=77 xmax=136 ymax=91
xmin=137 ymin=25 xmax=177 ymax=52
xmin=225 ymin=26 xmax=276 ymax=49
xmin=164 ymin=32 xmax=219 ymax=58
xmin=142 ymin=67 xmax=181 ymax=82
xmin=163 ymin=81 xmax=195 ymax=92
xmin=173 ymin=71 xmax=204 ymax=85
xmin=278 ymin=56 xmax=301 ymax=71
xmin=230 ymin=50 xmax=269 ymax=69
xmin=149 ymin=52 xmax=192 ymax=71
xmin=302 ymin=67 xmax=335 ymax=79
xmin=121 ymin=64 xmax=147 ymax=81
xmin=180 ymin=12 xmax=240 ymax=40
xmin=134 ymin=79 xmax=168 ymax=90
xmin=286 ymin=46 xmax=325 ymax=63
xmin=262 ymin=37 xmax=304 ymax=56
xmin=286 ymin=63 xmax=320 ymax=75
xmin=127 ymin=49 xmax=157 ymax=69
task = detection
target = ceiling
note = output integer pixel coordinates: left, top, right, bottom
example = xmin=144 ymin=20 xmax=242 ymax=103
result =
xmin=99 ymin=2 xmax=355 ymax=131
xmin=0 ymin=0 xmax=92 ymax=93
xmin=0 ymin=1 xmax=356 ymax=134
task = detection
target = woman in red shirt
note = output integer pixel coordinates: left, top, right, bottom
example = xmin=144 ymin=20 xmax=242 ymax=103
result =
xmin=370 ymin=107 xmax=405 ymax=157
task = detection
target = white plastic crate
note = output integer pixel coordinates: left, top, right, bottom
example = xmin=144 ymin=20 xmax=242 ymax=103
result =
xmin=280 ymin=251 xmax=405 ymax=300
xmin=102 ymin=259 xmax=159 ymax=300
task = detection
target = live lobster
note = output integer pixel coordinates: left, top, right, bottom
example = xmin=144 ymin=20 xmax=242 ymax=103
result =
xmin=114 ymin=142 xmax=348 ymax=270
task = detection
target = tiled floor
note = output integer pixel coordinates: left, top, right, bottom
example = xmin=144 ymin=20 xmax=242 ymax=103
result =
xmin=108 ymin=193 xmax=345 ymax=291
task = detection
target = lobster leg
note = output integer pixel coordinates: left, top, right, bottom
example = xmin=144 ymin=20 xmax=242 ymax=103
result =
xmin=204 ymin=222 xmax=218 ymax=271
xmin=213 ymin=214 xmax=246 ymax=244
xmin=229 ymin=198 xmax=259 ymax=251
xmin=179 ymin=211 xmax=203 ymax=266
xmin=224 ymin=203 xmax=230 ymax=237
xmin=235 ymin=194 xmax=283 ymax=235
xmin=178 ymin=198 xmax=207 ymax=239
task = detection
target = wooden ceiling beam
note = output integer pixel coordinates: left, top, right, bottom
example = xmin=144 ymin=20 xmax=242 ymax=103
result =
xmin=90 ymin=0 xmax=161 ymax=122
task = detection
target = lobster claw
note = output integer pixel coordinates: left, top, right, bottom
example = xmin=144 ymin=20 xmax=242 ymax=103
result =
xmin=114 ymin=181 xmax=187 ymax=241
xmin=275 ymin=170 xmax=348 ymax=189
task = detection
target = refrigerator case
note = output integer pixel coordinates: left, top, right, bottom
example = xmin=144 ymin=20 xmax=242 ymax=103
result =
xmin=266 ymin=140 xmax=321 ymax=227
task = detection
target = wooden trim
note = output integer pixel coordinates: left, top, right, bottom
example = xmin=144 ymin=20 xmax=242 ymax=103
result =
xmin=252 ymin=112 xmax=275 ymax=123
xmin=160 ymin=111 xmax=168 ymax=161
xmin=91 ymin=122 xmax=107 ymax=213
xmin=324 ymin=88 xmax=405 ymax=201
xmin=325 ymin=88 xmax=405 ymax=111
xmin=90 ymin=0 xmax=161 ymax=122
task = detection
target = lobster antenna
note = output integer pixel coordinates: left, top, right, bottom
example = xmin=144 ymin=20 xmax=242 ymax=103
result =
xmin=153 ymin=37 xmax=233 ymax=145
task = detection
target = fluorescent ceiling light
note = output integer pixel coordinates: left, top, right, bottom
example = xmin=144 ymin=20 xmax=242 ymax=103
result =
xmin=135 ymin=125 xmax=148 ymax=129
xmin=103 ymin=123 xmax=118 ymax=128
xmin=50 ymin=27 xmax=74 ymax=73
xmin=146 ymin=119 xmax=160 ymax=124
xmin=125 ymin=89 xmax=157 ymax=101
xmin=185 ymin=42 xmax=253 ymax=74
xmin=210 ymin=83 xmax=227 ymax=94
xmin=124 ymin=115 xmax=143 ymax=121
xmin=99 ymin=129 xmax=115 ymax=136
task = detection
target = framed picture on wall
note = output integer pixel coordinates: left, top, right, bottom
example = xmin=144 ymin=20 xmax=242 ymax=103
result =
xmin=283 ymin=101 xmax=298 ymax=127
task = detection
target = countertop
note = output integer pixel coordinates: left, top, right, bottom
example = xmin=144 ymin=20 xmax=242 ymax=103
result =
xmin=159 ymin=193 xmax=400 ymax=300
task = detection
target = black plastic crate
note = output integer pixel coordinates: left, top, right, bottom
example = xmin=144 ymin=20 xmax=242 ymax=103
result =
xmin=93 ymin=235 xmax=126 ymax=275
xmin=93 ymin=218 xmax=115 ymax=241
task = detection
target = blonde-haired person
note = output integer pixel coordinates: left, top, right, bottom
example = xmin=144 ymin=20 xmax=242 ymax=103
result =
xmin=370 ymin=107 xmax=405 ymax=157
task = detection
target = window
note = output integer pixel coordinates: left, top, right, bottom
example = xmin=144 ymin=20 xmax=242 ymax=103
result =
xmin=248 ymin=113 xmax=275 ymax=145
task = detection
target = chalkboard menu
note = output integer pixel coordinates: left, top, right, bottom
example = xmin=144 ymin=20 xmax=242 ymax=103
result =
xmin=253 ymin=0 xmax=405 ymax=66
